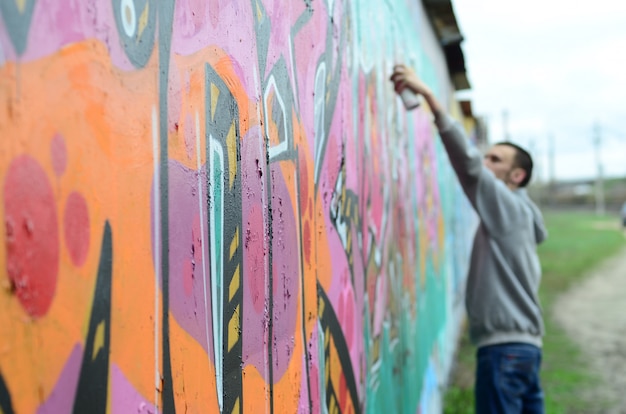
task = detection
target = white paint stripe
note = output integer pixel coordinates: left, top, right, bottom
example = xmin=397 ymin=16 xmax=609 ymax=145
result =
xmin=264 ymin=76 xmax=289 ymax=160
xmin=327 ymin=0 xmax=335 ymax=16
xmin=120 ymin=0 xmax=137 ymax=38
xmin=209 ymin=133 xmax=225 ymax=412
xmin=151 ymin=106 xmax=160 ymax=414
xmin=313 ymin=64 xmax=326 ymax=184
xmin=196 ymin=112 xmax=213 ymax=387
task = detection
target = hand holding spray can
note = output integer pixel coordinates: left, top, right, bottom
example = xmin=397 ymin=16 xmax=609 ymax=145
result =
xmin=391 ymin=59 xmax=422 ymax=110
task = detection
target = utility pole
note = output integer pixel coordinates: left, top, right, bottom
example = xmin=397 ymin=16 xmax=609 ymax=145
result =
xmin=593 ymin=122 xmax=605 ymax=215
xmin=547 ymin=134 xmax=555 ymax=207
xmin=548 ymin=134 xmax=555 ymax=185
xmin=528 ymin=139 xmax=543 ymax=207
xmin=529 ymin=139 xmax=539 ymax=184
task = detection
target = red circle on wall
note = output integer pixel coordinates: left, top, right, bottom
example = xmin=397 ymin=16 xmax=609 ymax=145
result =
xmin=4 ymin=155 xmax=59 ymax=318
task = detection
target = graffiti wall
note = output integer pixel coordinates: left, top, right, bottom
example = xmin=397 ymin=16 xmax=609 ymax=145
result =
xmin=0 ymin=0 xmax=475 ymax=413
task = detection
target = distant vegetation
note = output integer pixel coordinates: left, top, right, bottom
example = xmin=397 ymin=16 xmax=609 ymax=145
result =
xmin=529 ymin=176 xmax=626 ymax=212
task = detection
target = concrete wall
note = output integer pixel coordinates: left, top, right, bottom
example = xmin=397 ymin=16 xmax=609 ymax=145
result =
xmin=0 ymin=0 xmax=475 ymax=413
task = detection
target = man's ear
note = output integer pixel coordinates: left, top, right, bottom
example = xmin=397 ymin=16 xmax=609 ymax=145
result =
xmin=510 ymin=167 xmax=526 ymax=186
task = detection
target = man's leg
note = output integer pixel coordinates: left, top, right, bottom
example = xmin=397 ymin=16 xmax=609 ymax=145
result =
xmin=474 ymin=343 xmax=544 ymax=414
xmin=521 ymin=349 xmax=543 ymax=414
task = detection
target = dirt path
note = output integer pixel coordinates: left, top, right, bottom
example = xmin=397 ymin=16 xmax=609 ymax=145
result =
xmin=553 ymin=244 xmax=626 ymax=413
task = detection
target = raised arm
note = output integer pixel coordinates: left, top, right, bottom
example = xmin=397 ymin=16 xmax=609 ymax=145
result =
xmin=390 ymin=64 xmax=446 ymax=121
xmin=390 ymin=64 xmax=528 ymax=235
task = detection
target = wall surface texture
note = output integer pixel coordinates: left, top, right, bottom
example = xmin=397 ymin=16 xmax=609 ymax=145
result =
xmin=0 ymin=0 xmax=476 ymax=413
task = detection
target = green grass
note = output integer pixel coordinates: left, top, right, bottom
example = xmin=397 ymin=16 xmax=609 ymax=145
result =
xmin=443 ymin=211 xmax=626 ymax=414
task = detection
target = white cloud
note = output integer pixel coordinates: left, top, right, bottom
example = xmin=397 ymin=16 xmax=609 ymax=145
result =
xmin=453 ymin=0 xmax=626 ymax=179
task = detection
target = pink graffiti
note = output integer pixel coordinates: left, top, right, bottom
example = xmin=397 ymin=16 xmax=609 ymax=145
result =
xmin=415 ymin=110 xmax=442 ymax=256
xmin=36 ymin=344 xmax=82 ymax=414
xmin=64 ymin=191 xmax=90 ymax=267
xmin=111 ymin=364 xmax=158 ymax=414
xmin=151 ymin=160 xmax=214 ymax=356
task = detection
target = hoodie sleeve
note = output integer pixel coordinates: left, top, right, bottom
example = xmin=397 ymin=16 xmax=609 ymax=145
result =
xmin=521 ymin=190 xmax=548 ymax=244
xmin=434 ymin=114 xmax=530 ymax=237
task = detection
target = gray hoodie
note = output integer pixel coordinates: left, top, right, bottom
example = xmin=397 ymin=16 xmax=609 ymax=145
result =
xmin=435 ymin=115 xmax=548 ymax=348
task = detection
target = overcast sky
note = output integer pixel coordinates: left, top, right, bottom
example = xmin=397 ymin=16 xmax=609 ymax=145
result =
xmin=452 ymin=0 xmax=626 ymax=181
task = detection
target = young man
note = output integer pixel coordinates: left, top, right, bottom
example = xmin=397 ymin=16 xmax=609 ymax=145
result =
xmin=390 ymin=65 xmax=547 ymax=414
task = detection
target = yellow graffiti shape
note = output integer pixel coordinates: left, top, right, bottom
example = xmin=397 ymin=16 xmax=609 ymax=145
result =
xmin=16 ymin=0 xmax=26 ymax=13
xmin=138 ymin=3 xmax=149 ymax=37
xmin=211 ymin=83 xmax=220 ymax=121
xmin=92 ymin=320 xmax=105 ymax=360
xmin=228 ymin=305 xmax=240 ymax=352
xmin=229 ymin=264 xmax=240 ymax=301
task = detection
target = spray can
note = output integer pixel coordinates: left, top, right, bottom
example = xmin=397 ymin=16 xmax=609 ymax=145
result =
xmin=399 ymin=88 xmax=422 ymax=110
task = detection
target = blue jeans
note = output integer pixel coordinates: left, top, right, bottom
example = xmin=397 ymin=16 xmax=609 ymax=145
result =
xmin=475 ymin=343 xmax=544 ymax=414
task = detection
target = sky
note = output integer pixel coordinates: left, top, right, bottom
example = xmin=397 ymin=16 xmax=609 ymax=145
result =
xmin=452 ymin=0 xmax=626 ymax=181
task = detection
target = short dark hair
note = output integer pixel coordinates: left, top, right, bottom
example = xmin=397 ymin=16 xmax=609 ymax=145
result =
xmin=494 ymin=142 xmax=534 ymax=187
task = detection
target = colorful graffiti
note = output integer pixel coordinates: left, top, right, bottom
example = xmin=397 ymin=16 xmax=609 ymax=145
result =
xmin=0 ymin=0 xmax=475 ymax=413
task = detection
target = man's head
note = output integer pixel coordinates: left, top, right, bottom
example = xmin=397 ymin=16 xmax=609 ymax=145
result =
xmin=483 ymin=142 xmax=533 ymax=189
